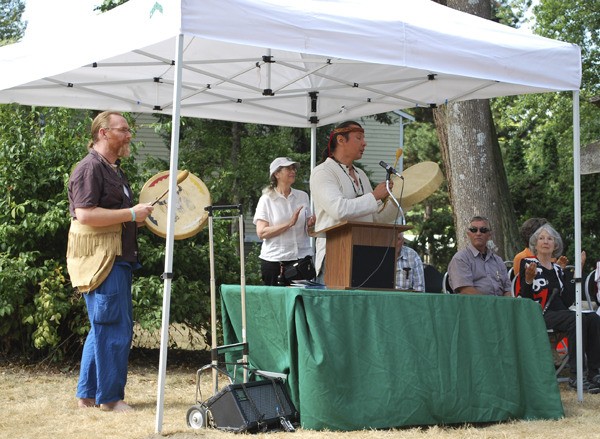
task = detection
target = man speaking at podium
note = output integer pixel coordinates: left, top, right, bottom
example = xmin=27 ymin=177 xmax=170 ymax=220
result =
xmin=310 ymin=120 xmax=400 ymax=282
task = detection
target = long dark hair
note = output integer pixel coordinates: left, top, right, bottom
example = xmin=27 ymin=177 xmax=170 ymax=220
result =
xmin=319 ymin=120 xmax=363 ymax=163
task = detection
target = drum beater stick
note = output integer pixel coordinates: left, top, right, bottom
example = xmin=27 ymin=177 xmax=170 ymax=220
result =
xmin=150 ymin=170 xmax=189 ymax=206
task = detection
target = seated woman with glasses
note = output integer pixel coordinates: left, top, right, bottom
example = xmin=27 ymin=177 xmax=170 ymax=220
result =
xmin=519 ymin=223 xmax=598 ymax=392
xmin=447 ymin=215 xmax=512 ymax=296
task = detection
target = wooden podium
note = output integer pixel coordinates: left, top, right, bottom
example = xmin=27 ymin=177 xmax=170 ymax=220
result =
xmin=318 ymin=221 xmax=413 ymax=290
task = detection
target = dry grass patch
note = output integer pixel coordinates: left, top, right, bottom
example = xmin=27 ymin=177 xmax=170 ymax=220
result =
xmin=3 ymin=352 xmax=600 ymax=439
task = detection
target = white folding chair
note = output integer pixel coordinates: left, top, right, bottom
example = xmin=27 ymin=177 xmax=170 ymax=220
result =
xmin=442 ymin=272 xmax=454 ymax=294
xmin=584 ymin=269 xmax=597 ymax=309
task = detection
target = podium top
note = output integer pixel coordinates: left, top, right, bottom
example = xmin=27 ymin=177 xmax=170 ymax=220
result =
xmin=315 ymin=220 xmax=413 ymax=236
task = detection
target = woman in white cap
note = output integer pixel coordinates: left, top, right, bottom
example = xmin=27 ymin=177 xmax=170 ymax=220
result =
xmin=253 ymin=157 xmax=316 ymax=286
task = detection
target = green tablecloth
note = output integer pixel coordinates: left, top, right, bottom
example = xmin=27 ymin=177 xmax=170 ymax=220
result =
xmin=220 ymin=285 xmax=564 ymax=431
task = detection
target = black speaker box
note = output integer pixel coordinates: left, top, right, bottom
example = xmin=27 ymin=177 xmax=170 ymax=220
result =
xmin=351 ymin=244 xmax=395 ymax=288
xmin=206 ymin=379 xmax=299 ymax=432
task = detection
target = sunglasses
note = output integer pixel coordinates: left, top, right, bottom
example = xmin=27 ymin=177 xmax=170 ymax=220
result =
xmin=468 ymin=227 xmax=490 ymax=234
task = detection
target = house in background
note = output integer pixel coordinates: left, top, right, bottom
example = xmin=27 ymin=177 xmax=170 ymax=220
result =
xmin=131 ymin=113 xmax=170 ymax=163
xmin=359 ymin=110 xmax=415 ymax=182
xmin=130 ymin=112 xmax=413 ymax=242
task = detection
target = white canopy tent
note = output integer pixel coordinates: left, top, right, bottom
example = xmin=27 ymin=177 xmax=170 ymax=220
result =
xmin=2 ymin=0 xmax=581 ymax=122
xmin=0 ymin=0 xmax=584 ymax=430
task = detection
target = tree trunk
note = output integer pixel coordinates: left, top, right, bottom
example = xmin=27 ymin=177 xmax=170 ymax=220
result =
xmin=433 ymin=0 xmax=519 ymax=260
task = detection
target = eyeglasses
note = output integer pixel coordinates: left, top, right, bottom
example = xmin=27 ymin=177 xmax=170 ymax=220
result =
xmin=468 ymin=227 xmax=490 ymax=234
xmin=106 ymin=127 xmax=132 ymax=134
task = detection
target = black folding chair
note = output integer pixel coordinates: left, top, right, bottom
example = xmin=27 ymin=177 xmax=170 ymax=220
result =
xmin=423 ymin=264 xmax=443 ymax=293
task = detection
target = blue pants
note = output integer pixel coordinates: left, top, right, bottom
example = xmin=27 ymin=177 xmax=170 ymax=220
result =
xmin=76 ymin=262 xmax=134 ymax=404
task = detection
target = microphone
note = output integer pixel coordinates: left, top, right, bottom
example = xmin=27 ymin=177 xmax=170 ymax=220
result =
xmin=542 ymin=288 xmax=560 ymax=315
xmin=379 ymin=161 xmax=403 ymax=179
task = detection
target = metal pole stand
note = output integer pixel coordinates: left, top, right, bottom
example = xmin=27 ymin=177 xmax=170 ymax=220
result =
xmin=205 ymin=204 xmax=248 ymax=394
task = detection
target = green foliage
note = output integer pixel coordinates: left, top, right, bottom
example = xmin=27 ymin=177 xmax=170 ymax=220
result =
xmin=0 ymin=106 xmax=87 ymax=255
xmin=28 ymin=263 xmax=72 ymax=352
xmin=0 ymin=106 xmax=91 ymax=357
xmin=533 ymin=0 xmax=600 ymax=95
xmin=0 ymin=0 xmax=25 ymax=45
xmin=494 ymin=0 xmax=529 ymax=28
xmin=0 ymin=251 xmax=38 ymax=341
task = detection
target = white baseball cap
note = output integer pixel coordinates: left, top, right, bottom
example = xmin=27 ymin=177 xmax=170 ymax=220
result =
xmin=269 ymin=157 xmax=299 ymax=177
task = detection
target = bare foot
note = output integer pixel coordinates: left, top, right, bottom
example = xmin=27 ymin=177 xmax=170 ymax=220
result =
xmin=100 ymin=400 xmax=133 ymax=412
xmin=78 ymin=398 xmax=96 ymax=408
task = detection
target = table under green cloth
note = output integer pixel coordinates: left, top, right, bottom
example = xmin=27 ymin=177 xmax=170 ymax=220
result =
xmin=220 ymin=285 xmax=564 ymax=431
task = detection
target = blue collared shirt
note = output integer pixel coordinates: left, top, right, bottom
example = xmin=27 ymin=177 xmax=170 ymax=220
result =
xmin=395 ymin=245 xmax=425 ymax=291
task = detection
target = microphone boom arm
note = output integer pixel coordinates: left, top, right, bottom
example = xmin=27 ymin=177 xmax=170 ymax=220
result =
xmin=380 ymin=160 xmax=405 ymax=225
xmin=385 ymin=179 xmax=405 ymax=225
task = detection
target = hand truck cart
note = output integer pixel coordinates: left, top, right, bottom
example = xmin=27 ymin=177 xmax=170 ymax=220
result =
xmin=185 ymin=204 xmax=298 ymax=432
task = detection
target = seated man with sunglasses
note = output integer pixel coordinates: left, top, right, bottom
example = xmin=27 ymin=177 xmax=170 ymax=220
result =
xmin=447 ymin=216 xmax=512 ymax=296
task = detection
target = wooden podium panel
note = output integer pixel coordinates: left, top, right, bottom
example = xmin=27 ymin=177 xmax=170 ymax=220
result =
xmin=318 ymin=221 xmax=412 ymax=290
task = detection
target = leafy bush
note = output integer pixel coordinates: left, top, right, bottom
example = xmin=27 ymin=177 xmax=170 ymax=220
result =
xmin=0 ymin=106 xmax=275 ymax=361
xmin=0 ymin=106 xmax=87 ymax=358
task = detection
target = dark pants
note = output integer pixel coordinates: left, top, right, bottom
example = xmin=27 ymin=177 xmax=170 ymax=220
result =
xmin=544 ymin=309 xmax=600 ymax=373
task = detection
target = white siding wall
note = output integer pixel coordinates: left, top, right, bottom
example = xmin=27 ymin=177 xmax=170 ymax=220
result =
xmin=131 ymin=113 xmax=170 ymax=163
xmin=356 ymin=115 xmax=402 ymax=183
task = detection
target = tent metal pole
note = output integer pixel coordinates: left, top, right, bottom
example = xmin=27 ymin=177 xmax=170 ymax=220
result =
xmin=309 ymin=92 xmax=318 ymax=247
xmin=309 ymin=124 xmax=317 ymax=248
xmin=573 ymin=90 xmax=583 ymax=402
xmin=238 ymin=206 xmax=248 ymax=383
xmin=155 ymin=32 xmax=185 ymax=434
xmin=266 ymin=48 xmax=272 ymax=94
xmin=310 ymin=123 xmax=317 ymax=250
xmin=311 ymin=125 xmax=317 ymax=171
xmin=207 ymin=209 xmax=218 ymax=393
xmin=309 ymin=92 xmax=318 ymax=172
